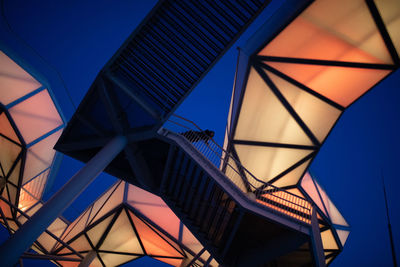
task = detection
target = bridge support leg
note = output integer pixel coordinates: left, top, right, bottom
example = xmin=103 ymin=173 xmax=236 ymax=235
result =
xmin=310 ymin=206 xmax=326 ymax=267
xmin=0 ymin=135 xmax=127 ymax=267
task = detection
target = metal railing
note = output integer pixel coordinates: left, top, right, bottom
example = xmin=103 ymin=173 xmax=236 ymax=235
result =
xmin=163 ymin=114 xmax=312 ymax=223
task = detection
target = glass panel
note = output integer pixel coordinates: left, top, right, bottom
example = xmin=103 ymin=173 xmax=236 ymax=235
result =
xmin=0 ymin=135 xmax=21 ymax=176
xmin=153 ymin=257 xmax=183 ymax=266
xmin=374 ymin=0 xmax=400 ymax=56
xmin=99 ymin=253 xmax=139 ymax=267
xmin=336 ymin=229 xmax=350 ymax=246
xmin=87 ymin=214 xmax=114 ymax=247
xmin=89 ymin=181 xmax=124 ymax=224
xmin=0 ymin=51 xmax=41 ymax=105
xmin=129 ymin=211 xmax=182 ymax=257
xmin=259 ymin=0 xmax=393 ymax=64
xmin=127 ymin=185 xmax=181 ymax=240
xmin=23 ymin=129 xmax=62 ymax=184
xmin=272 ymin=158 xmax=311 ymax=187
xmin=265 ymin=70 xmax=342 ymax=142
xmin=234 ymin=67 xmax=313 ymax=145
xmin=321 ymin=229 xmax=339 ymax=250
xmin=22 ymin=169 xmax=49 ymax=200
xmin=9 ymin=89 xmax=62 ymax=144
xmin=266 ymin=62 xmax=391 ymax=107
xmin=235 ymin=144 xmax=313 ymax=184
xmin=100 ymin=210 xmax=143 ymax=254
xmin=300 ymin=172 xmax=327 ymax=216
xmin=0 ymin=113 xmax=19 ymax=144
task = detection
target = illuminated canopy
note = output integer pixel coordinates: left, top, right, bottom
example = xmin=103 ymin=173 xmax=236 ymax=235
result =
xmin=54 ymin=181 xmax=219 ymax=267
xmin=0 ymin=50 xmax=66 ymax=257
xmin=223 ymin=0 xmax=399 ymax=264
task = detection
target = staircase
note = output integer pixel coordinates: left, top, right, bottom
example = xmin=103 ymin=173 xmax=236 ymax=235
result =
xmin=156 ymin=117 xmax=315 ymax=265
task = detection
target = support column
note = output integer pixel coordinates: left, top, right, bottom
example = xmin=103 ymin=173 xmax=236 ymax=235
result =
xmin=310 ymin=206 xmax=326 ymax=267
xmin=0 ymin=135 xmax=127 ymax=267
xmin=78 ymin=250 xmax=97 ymax=267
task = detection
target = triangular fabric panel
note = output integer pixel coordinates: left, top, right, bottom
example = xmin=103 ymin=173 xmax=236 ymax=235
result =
xmin=0 ymin=135 xmax=21 ymax=176
xmin=127 ymin=184 xmax=181 ymax=240
xmin=234 ymin=67 xmax=313 ymax=146
xmin=62 ymin=208 xmax=91 ymax=243
xmin=98 ymin=253 xmax=139 ymax=267
xmin=336 ymin=229 xmax=350 ymax=246
xmin=258 ymin=0 xmax=393 ymax=64
xmin=300 ymin=173 xmax=327 ymax=216
xmin=0 ymin=51 xmax=42 ymax=105
xmin=129 ymin=210 xmax=182 ymax=258
xmin=265 ymin=62 xmax=391 ymax=107
xmin=326 ymin=198 xmax=348 ymax=226
xmin=321 ymin=229 xmax=339 ymax=250
xmin=100 ymin=210 xmax=143 ymax=254
xmin=235 ymin=144 xmax=313 ymax=184
xmin=271 ymin=158 xmax=312 ymax=187
xmin=87 ymin=214 xmax=114 ymax=247
xmin=23 ymin=129 xmax=62 ymax=184
xmin=7 ymin=160 xmax=21 ymax=186
xmin=375 ymin=0 xmax=400 ymax=56
xmin=0 ymin=113 xmax=20 ymax=144
xmin=9 ymin=90 xmax=62 ymax=144
xmin=265 ymin=69 xmax=342 ymax=143
xmin=224 ymin=157 xmax=248 ymax=193
xmin=88 ymin=181 xmax=124 ymax=225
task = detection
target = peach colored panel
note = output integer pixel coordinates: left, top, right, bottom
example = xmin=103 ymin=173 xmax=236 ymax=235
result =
xmin=366 ymin=0 xmax=400 ymax=57
xmin=22 ymin=169 xmax=49 ymax=200
xmin=0 ymin=51 xmax=41 ymax=105
xmin=271 ymin=159 xmax=311 ymax=188
xmin=9 ymin=89 xmax=62 ymax=144
xmin=235 ymin=144 xmax=312 ymax=184
xmin=0 ymin=135 xmax=21 ymax=176
xmin=129 ymin=210 xmax=182 ymax=258
xmin=234 ymin=67 xmax=313 ymax=146
xmin=127 ymin=184 xmax=181 ymax=239
xmin=0 ymin=113 xmax=20 ymax=144
xmin=100 ymin=210 xmax=143 ymax=253
xmin=87 ymin=215 xmax=113 ymax=247
xmin=23 ymin=129 xmax=62 ymax=184
xmin=300 ymin=172 xmax=327 ymax=216
xmin=259 ymin=0 xmax=392 ymax=64
xmin=88 ymin=181 xmax=124 ymax=224
xmin=99 ymin=253 xmax=139 ymax=267
xmin=265 ymin=69 xmax=342 ymax=143
xmin=267 ymin=62 xmax=391 ymax=107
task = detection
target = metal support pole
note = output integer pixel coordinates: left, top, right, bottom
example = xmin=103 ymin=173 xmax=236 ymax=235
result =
xmin=0 ymin=135 xmax=127 ymax=267
xmin=78 ymin=250 xmax=97 ymax=267
xmin=310 ymin=206 xmax=326 ymax=267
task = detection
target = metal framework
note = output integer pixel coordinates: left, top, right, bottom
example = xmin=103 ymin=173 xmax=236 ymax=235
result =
xmin=222 ymin=0 xmax=400 ymax=264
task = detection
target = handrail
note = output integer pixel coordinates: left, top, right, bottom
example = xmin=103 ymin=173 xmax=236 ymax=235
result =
xmin=163 ymin=114 xmax=312 ymax=223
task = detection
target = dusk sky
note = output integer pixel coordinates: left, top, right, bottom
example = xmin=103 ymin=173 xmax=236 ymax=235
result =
xmin=1 ymin=1 xmax=399 ymax=266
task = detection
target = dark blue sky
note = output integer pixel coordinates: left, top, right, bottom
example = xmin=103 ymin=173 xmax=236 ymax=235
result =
xmin=1 ymin=1 xmax=399 ymax=266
